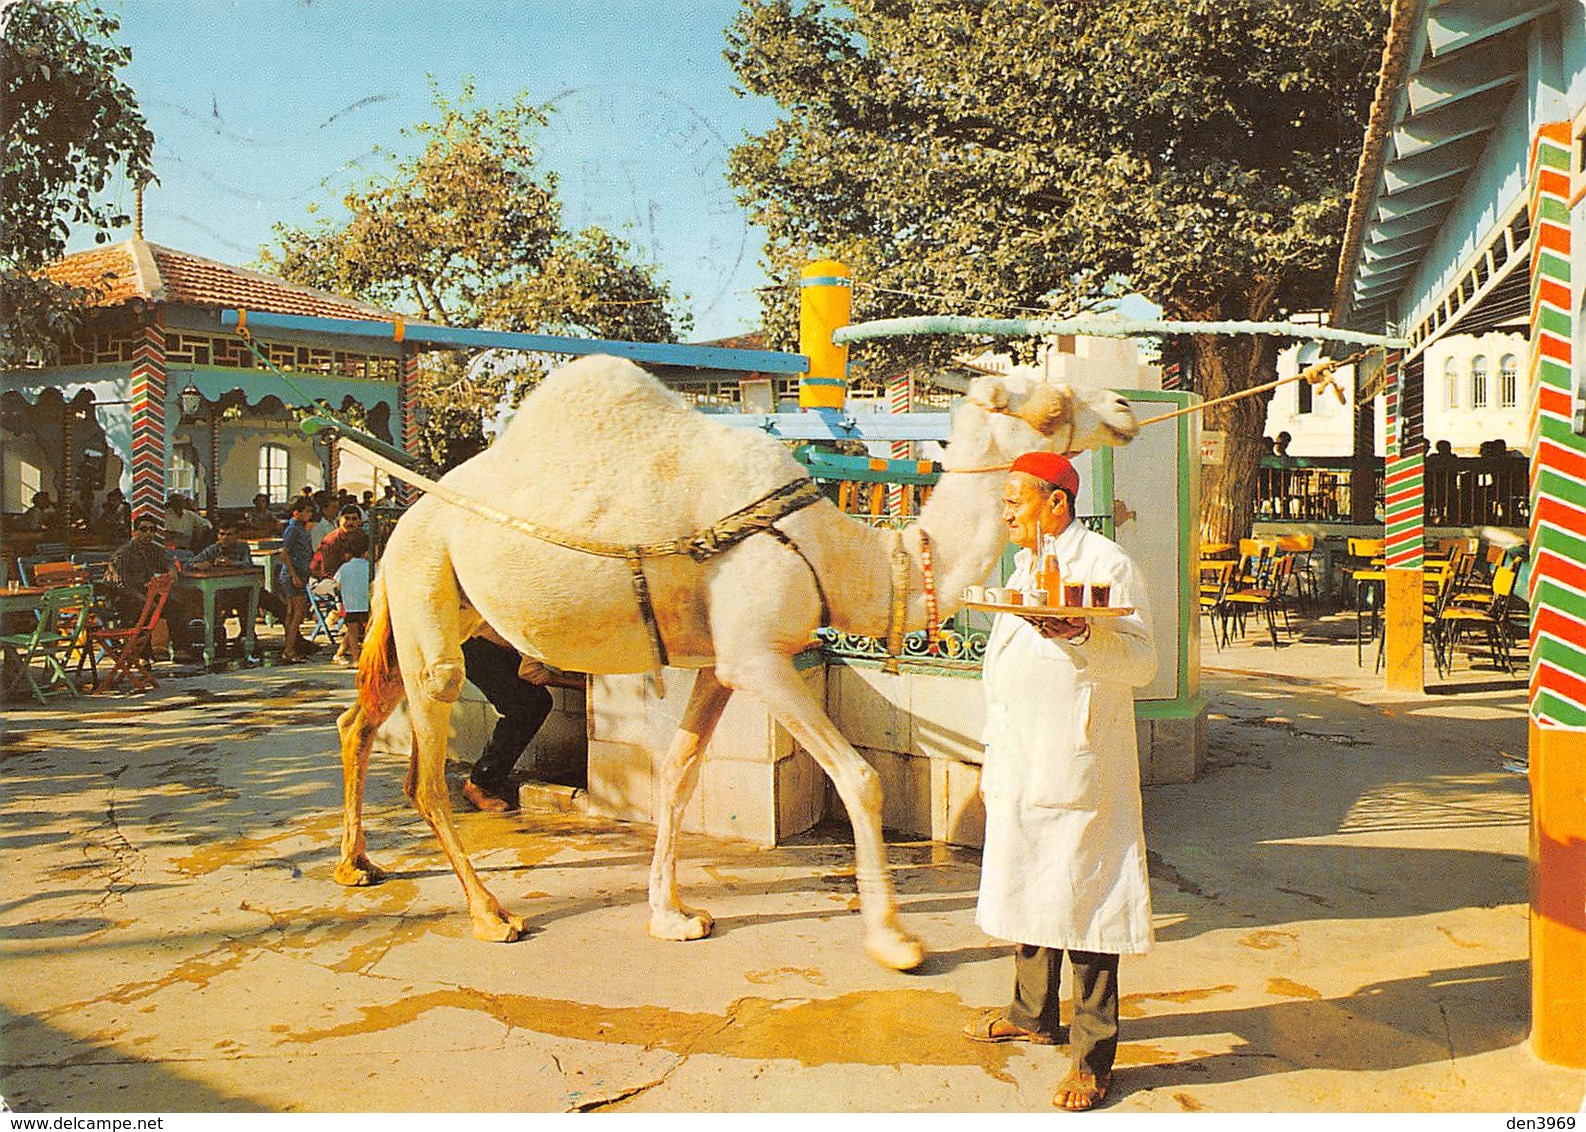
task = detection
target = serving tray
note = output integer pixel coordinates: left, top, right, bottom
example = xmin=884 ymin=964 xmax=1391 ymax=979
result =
xmin=962 ymin=601 xmax=1134 ymax=618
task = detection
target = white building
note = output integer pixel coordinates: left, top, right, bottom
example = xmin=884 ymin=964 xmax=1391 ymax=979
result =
xmin=1264 ymin=331 xmax=1529 ymax=457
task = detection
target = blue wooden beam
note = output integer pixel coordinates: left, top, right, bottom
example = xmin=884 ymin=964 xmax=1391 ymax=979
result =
xmin=712 ymin=409 xmax=953 ymax=441
xmin=219 ymin=309 xmax=810 ymax=376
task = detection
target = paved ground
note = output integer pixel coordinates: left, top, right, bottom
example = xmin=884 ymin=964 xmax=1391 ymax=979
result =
xmin=1 ymin=609 xmax=1582 ymax=1113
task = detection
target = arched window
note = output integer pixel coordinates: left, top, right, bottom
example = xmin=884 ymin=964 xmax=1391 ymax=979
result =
xmin=258 ymin=444 xmax=290 ymax=504
xmin=1470 ymin=355 xmax=1488 ymax=409
xmin=1444 ymin=357 xmax=1460 ymax=408
xmin=1499 ymin=354 xmax=1518 ymax=407
xmin=169 ymin=441 xmax=200 ymax=499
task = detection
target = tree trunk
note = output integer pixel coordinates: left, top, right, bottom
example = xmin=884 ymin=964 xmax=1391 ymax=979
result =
xmin=1194 ymin=332 xmax=1280 ymax=547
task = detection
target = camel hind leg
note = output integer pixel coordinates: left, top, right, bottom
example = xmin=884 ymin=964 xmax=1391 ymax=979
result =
xmin=335 ymin=575 xmax=404 ymax=887
xmin=405 ymin=684 xmax=527 ymax=942
xmin=648 ymin=667 xmax=733 ymax=941
xmin=385 ymin=564 xmax=525 ymax=943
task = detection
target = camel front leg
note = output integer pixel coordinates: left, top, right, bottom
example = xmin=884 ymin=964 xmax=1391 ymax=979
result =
xmin=648 ymin=667 xmax=733 ymax=941
xmin=406 ymin=690 xmax=527 ymax=942
xmin=723 ymin=653 xmax=925 ymax=971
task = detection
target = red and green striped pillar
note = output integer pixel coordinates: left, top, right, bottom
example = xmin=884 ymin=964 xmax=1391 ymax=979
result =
xmin=1525 ymin=120 xmax=1586 ymax=1068
xmin=1381 ymin=349 xmax=1425 ymax=689
xmin=129 ymin=315 xmax=168 ymax=528
xmin=887 ymin=371 xmax=912 ymax=513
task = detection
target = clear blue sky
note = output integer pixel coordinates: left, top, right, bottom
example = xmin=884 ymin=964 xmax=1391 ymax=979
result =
xmin=75 ymin=0 xmax=782 ymax=340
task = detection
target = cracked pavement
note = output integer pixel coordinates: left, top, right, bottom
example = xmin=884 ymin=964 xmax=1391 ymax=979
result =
xmin=2 ymin=631 xmax=1583 ymax=1113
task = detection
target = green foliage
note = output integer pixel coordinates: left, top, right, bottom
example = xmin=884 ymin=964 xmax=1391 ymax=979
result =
xmin=725 ymin=0 xmax=1387 ymax=539
xmin=0 ymin=0 xmax=154 ymax=365
xmin=264 ymin=82 xmax=688 ymax=470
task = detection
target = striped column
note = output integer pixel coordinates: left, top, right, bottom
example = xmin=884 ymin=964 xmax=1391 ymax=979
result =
xmin=128 ymin=319 xmax=167 ymax=527
xmin=1527 ymin=123 xmax=1586 ymax=727
xmin=1525 ymin=120 xmax=1586 ymax=1069
xmin=887 ymin=371 xmax=912 ymax=514
xmin=1380 ymin=349 xmax=1425 ymax=689
xmin=399 ymin=350 xmax=421 ymax=505
xmin=1382 ymin=352 xmax=1424 ymax=570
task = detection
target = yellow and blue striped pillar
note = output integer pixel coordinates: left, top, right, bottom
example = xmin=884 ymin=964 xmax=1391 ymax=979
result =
xmin=799 ymin=260 xmax=851 ymax=410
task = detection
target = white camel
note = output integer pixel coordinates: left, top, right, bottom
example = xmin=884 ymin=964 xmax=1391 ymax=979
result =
xmin=335 ymin=354 xmax=1138 ymax=970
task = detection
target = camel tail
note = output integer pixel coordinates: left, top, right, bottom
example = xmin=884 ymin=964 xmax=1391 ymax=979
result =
xmin=356 ymin=570 xmax=400 ymax=706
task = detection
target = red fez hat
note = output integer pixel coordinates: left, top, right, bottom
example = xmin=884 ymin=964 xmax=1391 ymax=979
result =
xmin=1010 ymin=451 xmax=1079 ymax=496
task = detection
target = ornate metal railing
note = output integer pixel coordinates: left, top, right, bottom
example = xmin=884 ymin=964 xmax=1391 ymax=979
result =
xmin=817 ymin=624 xmax=989 ymax=669
xmin=817 ymin=511 xmax=1106 ymax=670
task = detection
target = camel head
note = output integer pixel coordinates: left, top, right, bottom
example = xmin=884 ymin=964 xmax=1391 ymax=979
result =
xmin=956 ymin=372 xmax=1138 ymax=464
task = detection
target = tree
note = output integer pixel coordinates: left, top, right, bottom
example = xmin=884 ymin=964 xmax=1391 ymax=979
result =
xmin=264 ymin=82 xmax=688 ymax=470
xmin=725 ymin=0 xmax=1385 ymax=542
xmin=1 ymin=0 xmax=154 ymax=366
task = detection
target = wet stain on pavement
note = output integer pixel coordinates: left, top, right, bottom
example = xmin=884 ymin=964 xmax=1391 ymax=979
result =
xmin=1173 ymin=1091 xmax=1206 ymax=1111
xmin=281 ymin=987 xmax=1022 ymax=1079
xmin=1238 ymin=929 xmax=1297 ymax=950
xmin=1266 ymin=977 xmax=1322 ymax=1000
xmin=1119 ymin=985 xmax=1236 ymax=1019
xmin=1436 ymin=925 xmax=1483 ymax=949
xmin=1146 ymin=851 xmax=1217 ymax=899
xmin=745 ymin=966 xmax=827 ymax=987
xmin=1276 ymin=886 xmax=1332 ymax=908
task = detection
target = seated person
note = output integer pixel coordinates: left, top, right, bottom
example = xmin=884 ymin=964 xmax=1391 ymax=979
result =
xmin=20 ymin=491 xmax=62 ymax=533
xmin=98 ymin=488 xmax=132 ymax=542
xmin=244 ymin=493 xmax=279 ymax=536
xmin=106 ymin=517 xmax=202 ymax=654
xmin=164 ymin=493 xmax=213 ymax=552
xmin=188 ymin=521 xmax=281 ymax=658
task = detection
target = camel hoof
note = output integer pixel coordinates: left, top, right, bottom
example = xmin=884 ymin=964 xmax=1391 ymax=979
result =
xmin=865 ymin=927 xmax=927 ymax=971
xmin=471 ymin=910 xmax=528 ymax=943
xmin=333 ymin=856 xmax=387 ymax=887
xmin=649 ymin=907 xmax=714 ymax=941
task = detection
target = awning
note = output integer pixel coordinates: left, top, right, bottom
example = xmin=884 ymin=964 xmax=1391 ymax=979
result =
xmin=1 ymin=363 xmax=399 ymax=418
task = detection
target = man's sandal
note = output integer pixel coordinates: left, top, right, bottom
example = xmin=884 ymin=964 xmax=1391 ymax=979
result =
xmin=962 ymin=1012 xmax=1059 ymax=1045
xmin=462 ymin=780 xmax=512 ymax=813
xmin=1053 ymin=1067 xmax=1111 ymax=1111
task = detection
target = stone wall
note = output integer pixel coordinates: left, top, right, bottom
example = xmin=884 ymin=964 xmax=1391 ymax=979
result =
xmin=584 ymin=659 xmax=1205 ymax=849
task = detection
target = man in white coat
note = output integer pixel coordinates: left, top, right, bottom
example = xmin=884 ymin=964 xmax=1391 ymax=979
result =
xmin=963 ymin=450 xmax=1156 ymax=1111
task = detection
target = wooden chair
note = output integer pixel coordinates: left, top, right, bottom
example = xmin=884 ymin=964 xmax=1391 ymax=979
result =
xmin=1198 ymin=561 xmax=1235 ymax=650
xmin=89 ymin=573 xmax=176 ymax=694
xmin=1434 ymin=566 xmax=1519 ymax=674
xmin=71 ymin=551 xmax=115 ymax=585
xmin=29 ymin=561 xmax=89 ymax=587
xmin=1274 ymin=533 xmax=1318 ymax=610
xmin=0 ymin=583 xmax=93 ymax=704
xmin=1223 ymin=553 xmax=1292 ymax=648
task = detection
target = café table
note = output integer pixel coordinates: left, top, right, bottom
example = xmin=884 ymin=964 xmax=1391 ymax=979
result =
xmin=179 ymin=566 xmax=262 ymax=669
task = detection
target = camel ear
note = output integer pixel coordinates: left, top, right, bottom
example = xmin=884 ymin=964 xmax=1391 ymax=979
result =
xmin=1015 ymin=383 xmax=1071 ymax=437
xmin=966 ymin=375 xmax=1010 ymax=411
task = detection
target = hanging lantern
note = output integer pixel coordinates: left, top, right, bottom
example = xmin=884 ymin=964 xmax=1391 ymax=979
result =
xmin=179 ymin=379 xmax=203 ymax=421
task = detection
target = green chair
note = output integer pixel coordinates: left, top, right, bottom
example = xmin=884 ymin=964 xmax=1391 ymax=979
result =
xmin=0 ymin=583 xmax=93 ymax=704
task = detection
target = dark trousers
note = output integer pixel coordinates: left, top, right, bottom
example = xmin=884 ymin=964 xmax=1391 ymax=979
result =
xmin=461 ymin=637 xmax=553 ymax=795
xmin=1007 ymin=945 xmax=1120 ymax=1077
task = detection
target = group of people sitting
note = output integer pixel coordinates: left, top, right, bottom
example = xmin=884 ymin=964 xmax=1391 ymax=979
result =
xmin=101 ymin=487 xmax=387 ymax=665
xmin=15 ymin=488 xmax=133 ymax=541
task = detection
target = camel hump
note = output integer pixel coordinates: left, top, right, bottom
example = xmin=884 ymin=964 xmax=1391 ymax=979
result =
xmin=449 ymin=354 xmax=807 ymax=540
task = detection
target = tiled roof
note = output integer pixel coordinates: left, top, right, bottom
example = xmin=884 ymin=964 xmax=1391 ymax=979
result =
xmin=43 ymin=239 xmax=399 ymax=322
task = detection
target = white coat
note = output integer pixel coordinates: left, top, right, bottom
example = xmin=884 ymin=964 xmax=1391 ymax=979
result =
xmin=976 ymin=521 xmax=1157 ymax=954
